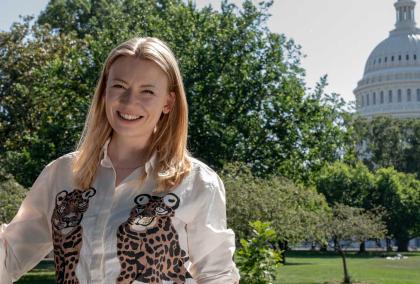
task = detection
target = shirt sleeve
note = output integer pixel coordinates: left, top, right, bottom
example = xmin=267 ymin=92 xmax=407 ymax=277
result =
xmin=186 ymin=172 xmax=240 ymax=284
xmin=0 ymin=162 xmax=55 ymax=283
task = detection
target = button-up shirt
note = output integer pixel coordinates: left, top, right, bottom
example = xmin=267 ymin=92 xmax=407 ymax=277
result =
xmin=0 ymin=139 xmax=240 ymax=283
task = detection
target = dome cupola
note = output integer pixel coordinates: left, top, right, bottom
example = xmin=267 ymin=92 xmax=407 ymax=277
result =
xmin=393 ymin=0 xmax=417 ymax=33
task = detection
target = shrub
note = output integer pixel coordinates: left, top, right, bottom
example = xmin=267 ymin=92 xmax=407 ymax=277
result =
xmin=235 ymin=221 xmax=282 ymax=284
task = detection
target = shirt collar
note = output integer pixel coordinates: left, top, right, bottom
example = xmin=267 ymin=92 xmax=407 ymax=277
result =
xmin=100 ymin=137 xmax=157 ymax=175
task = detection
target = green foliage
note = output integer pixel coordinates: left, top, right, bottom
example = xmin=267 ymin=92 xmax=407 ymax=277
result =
xmin=0 ymin=169 xmax=27 ymax=223
xmin=222 ymin=163 xmax=329 ymax=246
xmin=315 ymin=160 xmax=420 ymax=252
xmin=353 ymin=116 xmax=420 ymax=178
xmin=325 ymin=203 xmax=387 ymax=246
xmin=0 ymin=18 xmax=94 ymax=186
xmin=315 ymin=161 xmax=375 ymax=208
xmin=372 ymin=167 xmax=420 ymax=251
xmin=235 ymin=220 xmax=282 ymax=284
xmin=1 ymin=0 xmax=351 ymax=188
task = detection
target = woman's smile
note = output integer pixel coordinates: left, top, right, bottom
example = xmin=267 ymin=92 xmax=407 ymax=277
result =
xmin=117 ymin=111 xmax=144 ymax=122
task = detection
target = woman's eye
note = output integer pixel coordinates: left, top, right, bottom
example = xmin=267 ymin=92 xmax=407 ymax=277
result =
xmin=113 ymin=84 xmax=124 ymax=89
xmin=142 ymin=90 xmax=154 ymax=95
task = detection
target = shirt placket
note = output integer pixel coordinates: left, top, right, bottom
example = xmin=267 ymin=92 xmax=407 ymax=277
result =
xmin=90 ymin=162 xmax=117 ymax=283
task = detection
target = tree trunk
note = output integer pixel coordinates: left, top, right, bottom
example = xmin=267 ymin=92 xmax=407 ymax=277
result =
xmin=338 ymin=248 xmax=351 ymax=284
xmin=386 ymin=238 xmax=393 ymax=252
xmin=278 ymin=240 xmax=288 ymax=264
xmin=359 ymin=241 xmax=366 ymax=253
xmin=397 ymin=238 xmax=409 ymax=252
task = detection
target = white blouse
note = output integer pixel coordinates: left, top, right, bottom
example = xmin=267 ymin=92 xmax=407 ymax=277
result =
xmin=0 ymin=139 xmax=240 ymax=283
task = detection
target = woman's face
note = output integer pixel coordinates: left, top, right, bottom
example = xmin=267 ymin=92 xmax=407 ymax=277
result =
xmin=104 ymin=56 xmax=174 ymax=143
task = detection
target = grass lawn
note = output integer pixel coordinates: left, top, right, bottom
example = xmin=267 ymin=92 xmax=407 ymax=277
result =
xmin=15 ymin=252 xmax=420 ymax=284
xmin=276 ymin=251 xmax=420 ymax=284
xmin=16 ymin=260 xmax=55 ymax=284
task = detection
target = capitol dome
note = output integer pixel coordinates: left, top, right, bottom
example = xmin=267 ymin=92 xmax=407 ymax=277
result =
xmin=354 ymin=0 xmax=420 ymax=118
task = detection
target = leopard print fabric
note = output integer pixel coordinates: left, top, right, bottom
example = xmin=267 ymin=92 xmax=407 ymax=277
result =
xmin=116 ymin=193 xmax=192 ymax=284
xmin=51 ymin=187 xmax=96 ymax=284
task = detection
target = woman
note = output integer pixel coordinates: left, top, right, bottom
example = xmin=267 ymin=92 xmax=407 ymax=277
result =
xmin=0 ymin=37 xmax=240 ymax=284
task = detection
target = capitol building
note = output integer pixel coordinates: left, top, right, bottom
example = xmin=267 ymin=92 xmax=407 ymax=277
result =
xmin=354 ymin=0 xmax=420 ymax=118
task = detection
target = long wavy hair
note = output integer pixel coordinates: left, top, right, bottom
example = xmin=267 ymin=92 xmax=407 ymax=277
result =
xmin=72 ymin=37 xmax=191 ymax=193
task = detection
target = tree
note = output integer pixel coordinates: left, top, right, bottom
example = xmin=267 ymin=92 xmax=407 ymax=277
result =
xmin=323 ymin=204 xmax=387 ymax=284
xmin=315 ymin=161 xmax=377 ymax=252
xmin=315 ymin=161 xmax=375 ymax=208
xmin=316 ymin=161 xmax=420 ymax=252
xmin=0 ymin=18 xmax=95 ymax=187
xmin=1 ymin=0 xmax=351 ymax=188
xmin=372 ymin=167 xmax=420 ymax=251
xmin=221 ymin=163 xmax=329 ymax=263
xmin=353 ymin=115 xmax=420 ymax=178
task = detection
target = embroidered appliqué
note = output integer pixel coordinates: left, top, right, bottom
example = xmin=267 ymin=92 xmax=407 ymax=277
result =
xmin=51 ymin=187 xmax=96 ymax=284
xmin=116 ymin=193 xmax=192 ymax=284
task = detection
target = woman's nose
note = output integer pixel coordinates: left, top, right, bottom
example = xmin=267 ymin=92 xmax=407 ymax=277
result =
xmin=120 ymin=89 xmax=138 ymax=104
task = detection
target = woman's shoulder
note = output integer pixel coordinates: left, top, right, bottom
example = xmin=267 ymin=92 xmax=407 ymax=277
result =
xmin=43 ymin=151 xmax=79 ymax=172
xmin=187 ymin=156 xmax=222 ymax=186
xmin=189 ymin=156 xmax=217 ymax=174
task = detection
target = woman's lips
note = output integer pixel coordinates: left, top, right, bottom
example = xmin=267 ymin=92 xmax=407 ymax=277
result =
xmin=117 ymin=111 xmax=144 ymax=121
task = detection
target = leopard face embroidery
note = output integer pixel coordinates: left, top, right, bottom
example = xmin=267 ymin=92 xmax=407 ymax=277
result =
xmin=51 ymin=187 xmax=96 ymax=284
xmin=117 ymin=193 xmax=192 ymax=284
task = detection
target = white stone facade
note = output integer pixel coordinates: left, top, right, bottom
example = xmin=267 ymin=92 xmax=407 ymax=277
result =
xmin=354 ymin=0 xmax=420 ymax=118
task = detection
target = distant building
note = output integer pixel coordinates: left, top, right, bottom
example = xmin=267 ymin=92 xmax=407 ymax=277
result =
xmin=354 ymin=0 xmax=420 ymax=118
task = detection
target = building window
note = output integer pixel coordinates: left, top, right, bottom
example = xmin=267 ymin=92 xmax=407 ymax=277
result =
xmin=407 ymin=89 xmax=412 ymax=101
xmin=391 ymin=55 xmax=395 ymax=61
xmin=373 ymin=92 xmax=376 ymax=104
xmin=385 ymin=57 xmax=388 ymax=63
xmin=415 ymin=54 xmax=417 ymax=60
xmin=399 ymin=55 xmax=402 ymax=61
xmin=406 ymin=54 xmax=410 ymax=60
xmin=373 ymin=59 xmax=376 ymax=65
xmin=367 ymin=93 xmax=370 ymax=106
xmin=398 ymin=89 xmax=402 ymax=102
xmin=362 ymin=95 xmax=365 ymax=107
xmin=380 ymin=91 xmax=384 ymax=104
xmin=389 ymin=90 xmax=393 ymax=103
xmin=417 ymin=89 xmax=420 ymax=101
xmin=378 ymin=58 xmax=382 ymax=64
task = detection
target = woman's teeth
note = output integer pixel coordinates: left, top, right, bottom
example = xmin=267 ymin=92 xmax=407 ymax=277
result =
xmin=118 ymin=111 xmax=142 ymax=121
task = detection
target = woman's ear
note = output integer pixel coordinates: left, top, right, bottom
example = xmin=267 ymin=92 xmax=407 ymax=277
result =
xmin=163 ymin=91 xmax=176 ymax=114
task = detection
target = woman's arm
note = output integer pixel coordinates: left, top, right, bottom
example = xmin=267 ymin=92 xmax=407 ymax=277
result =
xmin=0 ymin=163 xmax=55 ymax=283
xmin=186 ymin=172 xmax=240 ymax=284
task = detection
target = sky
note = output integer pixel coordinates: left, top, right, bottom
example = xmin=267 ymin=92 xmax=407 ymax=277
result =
xmin=0 ymin=0 xmax=404 ymax=102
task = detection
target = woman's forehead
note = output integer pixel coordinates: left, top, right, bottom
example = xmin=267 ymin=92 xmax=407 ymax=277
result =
xmin=108 ymin=56 xmax=168 ymax=86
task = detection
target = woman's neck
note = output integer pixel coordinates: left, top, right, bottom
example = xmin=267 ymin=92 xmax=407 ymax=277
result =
xmin=107 ymin=135 xmax=150 ymax=168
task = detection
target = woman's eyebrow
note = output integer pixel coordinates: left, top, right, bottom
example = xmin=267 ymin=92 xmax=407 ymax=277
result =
xmin=111 ymin=78 xmax=128 ymax=84
xmin=139 ymin=84 xmax=156 ymax=89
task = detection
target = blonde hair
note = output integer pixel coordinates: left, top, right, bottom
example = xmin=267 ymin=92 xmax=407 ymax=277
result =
xmin=72 ymin=37 xmax=191 ymax=192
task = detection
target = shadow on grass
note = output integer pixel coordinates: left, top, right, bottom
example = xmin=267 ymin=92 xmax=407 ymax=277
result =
xmin=285 ymin=250 xmax=420 ymax=259
xmin=283 ymin=262 xmax=313 ymax=266
xmin=30 ymin=260 xmax=55 ymax=270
